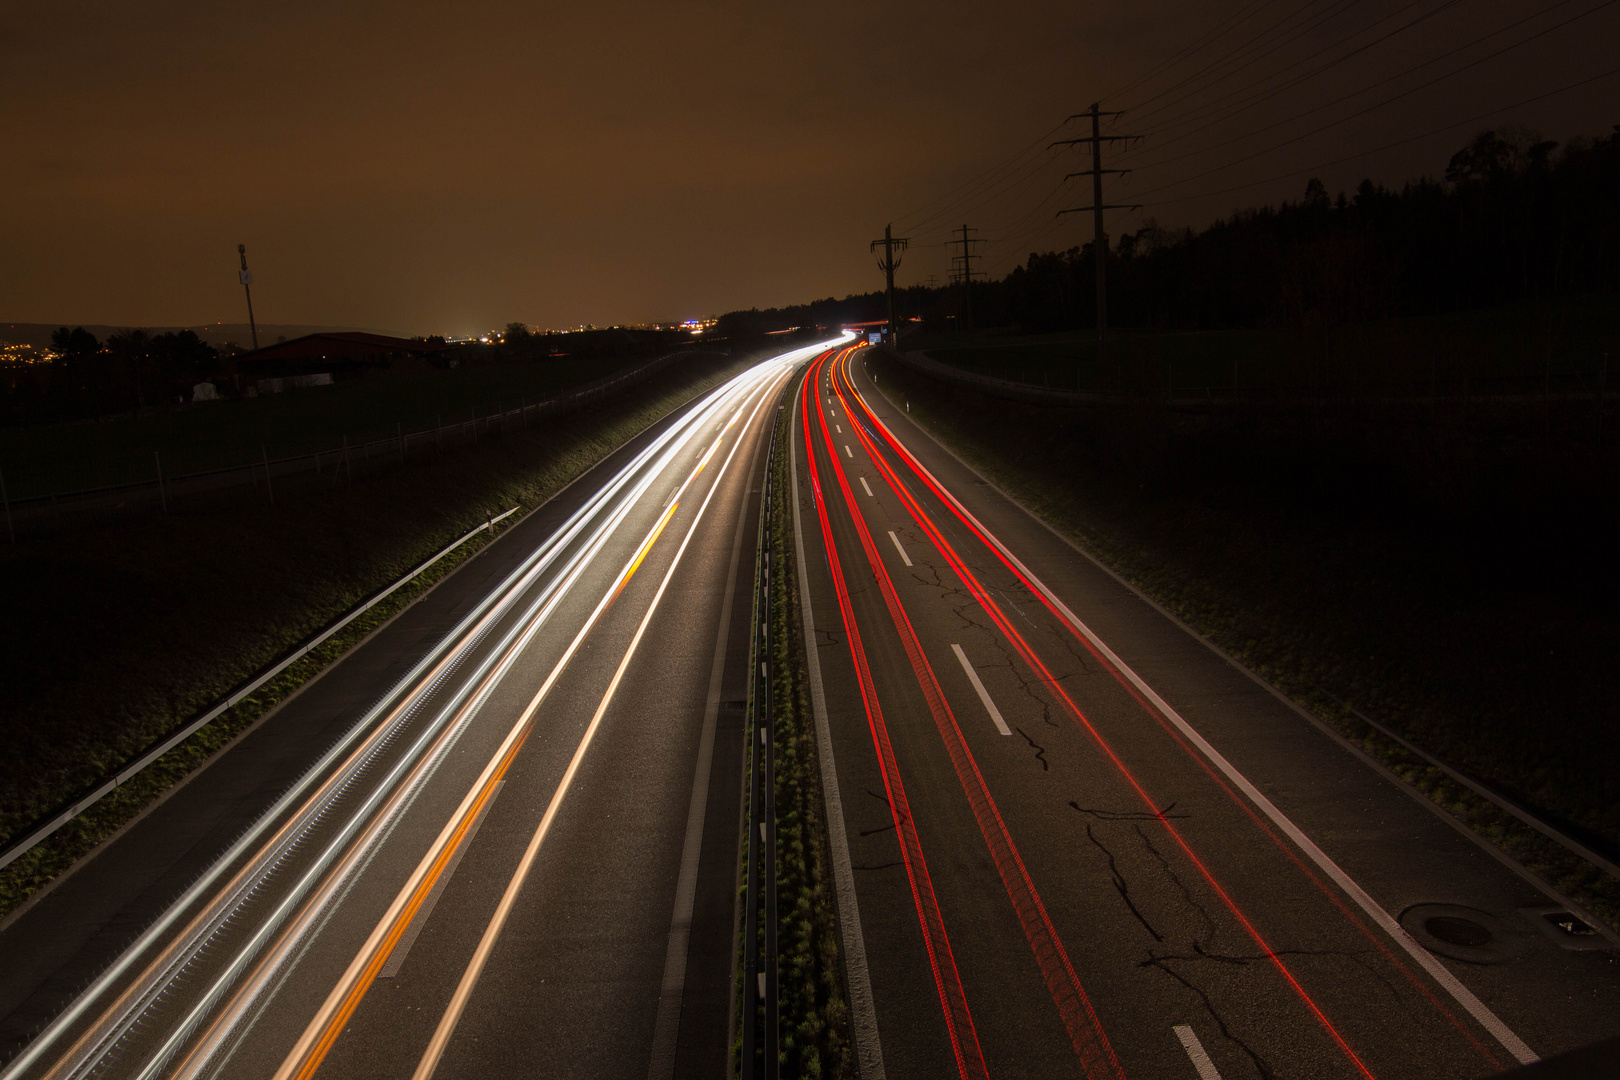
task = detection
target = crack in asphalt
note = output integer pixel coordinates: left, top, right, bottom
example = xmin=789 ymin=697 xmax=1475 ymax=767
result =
xmin=1069 ymin=800 xmax=1189 ymax=822
xmin=1002 ymin=652 xmax=1063 ymax=728
xmin=1134 ymin=824 xmax=1219 ymax=942
xmin=1141 ymin=954 xmax=1277 ymax=1080
xmin=864 ymin=786 xmax=910 ymax=828
xmin=1013 ymin=726 xmax=1049 ymax=771
xmin=1086 ymin=824 xmax=1164 ymax=943
xmin=853 ymin=862 xmax=904 ymax=871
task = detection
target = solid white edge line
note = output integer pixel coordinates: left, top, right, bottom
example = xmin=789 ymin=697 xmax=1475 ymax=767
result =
xmin=851 ymin=365 xmax=1540 ymax=1067
xmin=791 ymin=384 xmax=886 ymax=1080
xmin=1173 ymin=1025 xmax=1223 ymax=1080
xmin=645 ymin=377 xmax=767 ymax=1080
xmin=410 ymin=366 xmax=787 ymax=1080
xmin=886 ymin=530 xmax=912 ymax=567
xmin=950 ymin=644 xmax=1011 ymax=737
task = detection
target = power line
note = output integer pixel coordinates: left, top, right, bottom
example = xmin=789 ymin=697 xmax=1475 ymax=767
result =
xmin=1137 ymin=63 xmax=1620 ymax=209
xmin=1120 ymin=0 xmax=1352 ymax=113
xmin=904 ymin=148 xmax=1068 ymax=244
xmin=892 ymin=121 xmax=1070 ymax=234
xmin=1125 ymin=0 xmax=1364 ymax=125
xmin=1127 ymin=0 xmax=1466 ymax=148
xmin=1120 ymin=0 xmax=1619 ymax=199
xmin=1101 ymin=0 xmax=1283 ymax=105
xmin=1124 ymin=0 xmax=1617 ymax=179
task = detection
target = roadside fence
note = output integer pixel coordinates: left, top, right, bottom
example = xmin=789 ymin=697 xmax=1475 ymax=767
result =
xmin=889 ymin=347 xmax=1614 ymax=416
xmin=0 ymin=347 xmax=710 ymax=537
xmin=740 ymin=399 xmax=781 ymax=1080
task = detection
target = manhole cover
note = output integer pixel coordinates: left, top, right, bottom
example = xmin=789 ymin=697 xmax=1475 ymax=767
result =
xmin=1399 ymin=903 xmax=1533 ymax=965
xmin=1425 ymin=915 xmax=1492 ymax=948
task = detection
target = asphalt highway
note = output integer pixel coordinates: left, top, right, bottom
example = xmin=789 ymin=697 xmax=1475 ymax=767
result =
xmin=0 ymin=337 xmax=844 ymax=1080
xmin=792 ymin=344 xmax=1619 ymax=1080
xmin=4 ymin=335 xmax=1616 ymax=1080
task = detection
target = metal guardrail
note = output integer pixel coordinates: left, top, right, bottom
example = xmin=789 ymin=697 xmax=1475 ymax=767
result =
xmin=890 ymin=347 xmax=1615 ymax=412
xmin=740 ymin=402 xmax=781 ymax=1080
xmin=0 ymin=505 xmax=520 ymax=875
xmin=1 ymin=347 xmax=716 ymax=527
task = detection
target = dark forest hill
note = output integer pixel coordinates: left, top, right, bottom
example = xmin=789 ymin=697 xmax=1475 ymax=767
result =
xmin=722 ymin=125 xmax=1620 ymax=336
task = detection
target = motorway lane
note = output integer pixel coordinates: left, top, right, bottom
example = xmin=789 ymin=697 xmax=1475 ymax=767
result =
xmin=0 ymin=338 xmax=842 ymax=1080
xmin=792 ymin=345 xmax=1619 ymax=1080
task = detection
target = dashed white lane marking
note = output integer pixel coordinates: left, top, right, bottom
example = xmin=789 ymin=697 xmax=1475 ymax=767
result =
xmin=887 ymin=530 xmax=912 ymax=567
xmin=844 ymin=445 xmax=853 ymax=458
xmin=951 ymin=644 xmax=1011 ymax=736
xmin=860 ymin=477 xmax=874 ymax=497
xmin=857 ymin=387 xmax=1539 ymax=1066
xmin=1174 ymin=1026 xmax=1222 ymax=1080
xmin=836 ymin=424 xmax=843 ymax=433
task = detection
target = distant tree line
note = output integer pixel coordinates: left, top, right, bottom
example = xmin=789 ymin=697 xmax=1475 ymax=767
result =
xmin=0 ymin=321 xmax=703 ymax=425
xmin=720 ymin=125 xmax=1620 ymax=336
xmin=496 ymin=323 xmax=696 ymax=361
xmin=2 ymin=328 xmax=222 ymax=423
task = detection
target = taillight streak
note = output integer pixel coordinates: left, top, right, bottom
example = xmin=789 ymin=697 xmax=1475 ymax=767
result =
xmin=836 ymin=349 xmax=1510 ymax=1069
xmin=810 ymin=354 xmax=1125 ymax=1079
xmin=800 ymin=350 xmax=989 ymax=1080
xmin=830 ymin=352 xmax=1380 ymax=1080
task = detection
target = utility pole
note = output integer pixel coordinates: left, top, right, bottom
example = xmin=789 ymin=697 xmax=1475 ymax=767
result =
xmin=948 ymin=225 xmax=986 ymax=331
xmin=870 ymin=224 xmax=909 ymax=345
xmin=237 ymin=244 xmax=260 ymax=350
xmin=1054 ymin=104 xmax=1139 ymax=372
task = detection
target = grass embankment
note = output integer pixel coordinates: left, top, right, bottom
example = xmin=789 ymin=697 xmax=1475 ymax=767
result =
xmin=0 ymin=350 xmax=642 ymax=499
xmin=910 ymin=293 xmax=1620 ymax=395
xmin=0 ymin=351 xmax=754 ymax=920
xmin=868 ymin=345 xmax=1620 ymax=930
xmin=736 ymin=382 xmax=854 ymax=1078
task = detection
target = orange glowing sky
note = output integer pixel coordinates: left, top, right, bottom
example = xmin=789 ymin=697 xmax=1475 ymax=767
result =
xmin=4 ymin=0 xmax=1615 ymax=336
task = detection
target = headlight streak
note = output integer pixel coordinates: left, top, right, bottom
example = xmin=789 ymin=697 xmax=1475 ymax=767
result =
xmin=405 ymin=354 xmax=802 ymax=1080
xmin=163 ymin=358 xmax=798 ymax=1080
xmin=9 ymin=350 xmax=756 ymax=1080
xmin=48 ymin=367 xmax=767 ymax=1080
xmin=279 ymin=353 xmax=810 ymax=1080
xmin=11 ymin=339 xmax=840 ymax=1080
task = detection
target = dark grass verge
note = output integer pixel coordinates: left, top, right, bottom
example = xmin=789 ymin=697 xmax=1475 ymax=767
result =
xmin=767 ymin=383 xmax=854 ymax=1079
xmin=733 ymin=381 xmax=855 ymax=1079
xmin=866 ymin=348 xmax=1620 ymax=934
xmin=0 ymin=351 xmax=758 ymax=921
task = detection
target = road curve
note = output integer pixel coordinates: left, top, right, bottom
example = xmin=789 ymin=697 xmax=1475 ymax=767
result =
xmin=792 ymin=344 xmax=1618 ymax=1080
xmin=0 ymin=337 xmax=846 ymax=1080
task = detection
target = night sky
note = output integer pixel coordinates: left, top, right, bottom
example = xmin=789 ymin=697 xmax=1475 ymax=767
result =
xmin=4 ymin=0 xmax=1616 ymax=336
